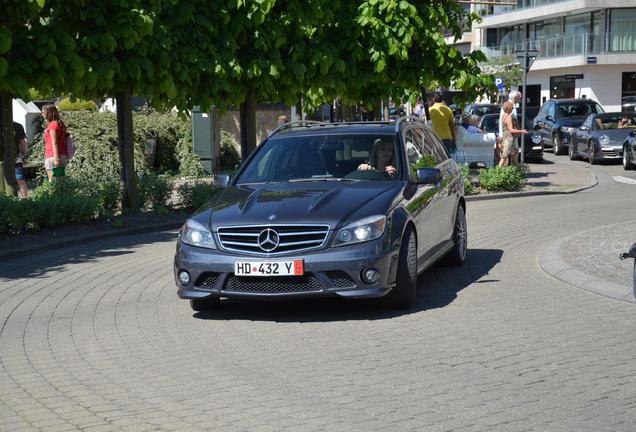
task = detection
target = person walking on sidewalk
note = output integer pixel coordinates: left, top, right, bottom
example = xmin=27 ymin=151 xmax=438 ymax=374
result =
xmin=499 ymin=101 xmax=527 ymax=167
xmin=428 ymin=93 xmax=456 ymax=154
xmin=13 ymin=122 xmax=28 ymax=198
xmin=42 ymin=104 xmax=68 ymax=181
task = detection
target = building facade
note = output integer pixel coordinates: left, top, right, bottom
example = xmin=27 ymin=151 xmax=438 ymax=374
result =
xmin=469 ymin=0 xmax=636 ymax=112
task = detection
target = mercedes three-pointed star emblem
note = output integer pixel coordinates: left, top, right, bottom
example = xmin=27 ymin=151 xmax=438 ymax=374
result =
xmin=257 ymin=228 xmax=280 ymax=252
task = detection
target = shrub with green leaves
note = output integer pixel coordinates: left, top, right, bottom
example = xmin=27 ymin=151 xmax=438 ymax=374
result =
xmin=177 ymin=181 xmax=220 ymax=212
xmin=138 ymin=174 xmax=173 ymax=212
xmin=460 ymin=164 xmax=475 ymax=195
xmin=58 ymin=97 xmax=97 ymax=111
xmin=220 ymin=131 xmax=241 ymax=169
xmin=478 ymin=165 xmax=526 ymax=192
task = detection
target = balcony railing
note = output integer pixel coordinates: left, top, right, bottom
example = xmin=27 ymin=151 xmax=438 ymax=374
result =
xmin=483 ymin=0 xmax=569 ymax=16
xmin=478 ymin=32 xmax=636 ymax=60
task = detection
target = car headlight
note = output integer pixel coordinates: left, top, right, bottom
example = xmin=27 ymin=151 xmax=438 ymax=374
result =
xmin=180 ymin=219 xmax=216 ymax=249
xmin=531 ymin=134 xmax=542 ymax=144
xmin=562 ymin=126 xmax=574 ymax=134
xmin=333 ymin=215 xmax=386 ymax=247
xmin=599 ymin=134 xmax=610 ymax=145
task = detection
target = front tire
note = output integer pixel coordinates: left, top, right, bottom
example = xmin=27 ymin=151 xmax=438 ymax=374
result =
xmin=568 ymin=138 xmax=578 ymax=160
xmin=624 ymin=145 xmax=635 ymax=170
xmin=553 ymin=134 xmax=563 ymax=155
xmin=190 ymin=297 xmax=220 ymax=312
xmin=588 ymin=142 xmax=596 ymax=165
xmin=383 ymin=226 xmax=417 ymax=309
xmin=441 ymin=205 xmax=467 ymax=267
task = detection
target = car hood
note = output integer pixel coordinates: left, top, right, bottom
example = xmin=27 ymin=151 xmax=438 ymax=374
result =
xmin=594 ymin=129 xmax=634 ymax=144
xmin=558 ymin=117 xmax=588 ymax=128
xmin=204 ymin=181 xmax=402 ymax=230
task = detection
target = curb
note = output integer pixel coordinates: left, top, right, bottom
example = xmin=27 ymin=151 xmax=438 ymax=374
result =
xmin=0 ymin=219 xmax=186 ymax=262
xmin=465 ymin=168 xmax=598 ymax=202
xmin=538 ymin=228 xmax=636 ymax=304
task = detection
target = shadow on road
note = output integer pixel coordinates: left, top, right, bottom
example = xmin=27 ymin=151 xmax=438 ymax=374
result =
xmin=194 ymin=248 xmax=503 ymax=322
xmin=0 ymin=230 xmax=179 ymax=280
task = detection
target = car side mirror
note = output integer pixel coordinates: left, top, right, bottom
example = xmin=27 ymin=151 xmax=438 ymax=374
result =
xmin=214 ymin=174 xmax=231 ymax=189
xmin=416 ymin=167 xmax=441 ymax=185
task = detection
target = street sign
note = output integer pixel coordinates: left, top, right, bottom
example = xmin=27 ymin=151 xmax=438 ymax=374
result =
xmin=565 ymin=74 xmax=584 ymax=80
xmin=587 ymin=56 xmax=597 ymax=64
xmin=495 ymin=77 xmax=503 ymax=92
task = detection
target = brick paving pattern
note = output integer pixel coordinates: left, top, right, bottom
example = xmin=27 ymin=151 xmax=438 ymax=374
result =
xmin=1 ymin=160 xmax=636 ymax=431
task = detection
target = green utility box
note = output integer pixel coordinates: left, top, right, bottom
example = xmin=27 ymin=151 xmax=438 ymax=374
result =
xmin=192 ymin=107 xmax=220 ymax=174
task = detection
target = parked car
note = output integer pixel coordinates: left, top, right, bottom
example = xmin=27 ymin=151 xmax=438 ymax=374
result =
xmin=623 ymin=127 xmax=636 ymax=170
xmin=478 ymin=112 xmax=543 ymax=162
xmin=459 ymin=103 xmax=501 ymax=123
xmin=174 ymin=118 xmax=467 ymax=311
xmin=533 ymin=98 xmax=604 ymax=155
xmin=622 ymin=96 xmax=636 ymax=113
xmin=569 ymin=112 xmax=636 ymax=164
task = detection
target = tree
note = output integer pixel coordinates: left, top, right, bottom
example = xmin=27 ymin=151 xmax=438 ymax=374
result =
xmin=482 ymin=55 xmax=522 ymax=100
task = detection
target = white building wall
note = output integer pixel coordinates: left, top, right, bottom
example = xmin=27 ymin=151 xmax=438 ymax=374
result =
xmin=527 ymin=64 xmax=636 ymax=111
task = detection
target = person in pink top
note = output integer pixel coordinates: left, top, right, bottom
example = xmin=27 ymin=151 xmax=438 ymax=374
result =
xmin=42 ymin=104 xmax=68 ymax=181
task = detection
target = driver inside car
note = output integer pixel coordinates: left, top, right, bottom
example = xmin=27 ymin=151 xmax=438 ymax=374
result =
xmin=357 ymin=138 xmax=397 ymax=177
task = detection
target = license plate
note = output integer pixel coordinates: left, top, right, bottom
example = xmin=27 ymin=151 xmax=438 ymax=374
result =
xmin=234 ymin=260 xmax=304 ymax=277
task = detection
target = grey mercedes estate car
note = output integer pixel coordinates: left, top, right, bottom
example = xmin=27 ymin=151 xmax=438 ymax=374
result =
xmin=174 ymin=117 xmax=467 ymax=311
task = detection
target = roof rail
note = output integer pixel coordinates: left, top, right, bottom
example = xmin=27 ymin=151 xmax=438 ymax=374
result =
xmin=394 ymin=115 xmax=425 ymax=133
xmin=268 ymin=120 xmax=325 ymax=138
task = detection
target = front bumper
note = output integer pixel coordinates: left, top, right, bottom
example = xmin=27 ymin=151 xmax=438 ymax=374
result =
xmin=174 ymin=239 xmax=400 ymax=300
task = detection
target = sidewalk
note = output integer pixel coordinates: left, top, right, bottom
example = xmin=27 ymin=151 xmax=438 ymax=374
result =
xmin=0 ymin=155 xmax=597 ymax=261
xmin=465 ymin=155 xmax=597 ymax=201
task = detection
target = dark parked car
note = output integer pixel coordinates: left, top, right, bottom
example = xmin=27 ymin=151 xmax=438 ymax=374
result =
xmin=478 ymin=112 xmax=543 ymax=162
xmin=623 ymin=127 xmax=636 ymax=170
xmin=459 ymin=103 xmax=501 ymax=123
xmin=533 ymin=98 xmax=604 ymax=155
xmin=569 ymin=112 xmax=636 ymax=164
xmin=174 ymin=118 xmax=467 ymax=311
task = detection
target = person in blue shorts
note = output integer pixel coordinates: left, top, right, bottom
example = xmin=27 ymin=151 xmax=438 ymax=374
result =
xmin=14 ymin=122 xmax=28 ymax=198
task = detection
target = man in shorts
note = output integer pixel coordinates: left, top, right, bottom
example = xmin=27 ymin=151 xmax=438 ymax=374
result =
xmin=14 ymin=122 xmax=28 ymax=198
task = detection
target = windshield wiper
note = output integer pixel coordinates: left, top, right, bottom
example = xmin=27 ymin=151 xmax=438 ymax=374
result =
xmin=288 ymin=177 xmax=359 ymax=183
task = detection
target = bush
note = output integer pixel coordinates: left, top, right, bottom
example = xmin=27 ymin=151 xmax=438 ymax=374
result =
xmin=58 ymin=97 xmax=97 ymax=111
xmin=460 ymin=164 xmax=475 ymax=195
xmin=0 ymin=179 xmax=102 ymax=236
xmin=138 ymin=174 xmax=173 ymax=211
xmin=220 ymin=131 xmax=241 ymax=169
xmin=478 ymin=165 xmax=526 ymax=192
xmin=177 ymin=181 xmax=220 ymax=211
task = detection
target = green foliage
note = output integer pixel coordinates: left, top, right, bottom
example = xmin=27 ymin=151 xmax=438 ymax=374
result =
xmin=220 ymin=131 xmax=241 ymax=168
xmin=478 ymin=165 xmax=526 ymax=192
xmin=58 ymin=97 xmax=97 ymax=111
xmin=481 ymin=55 xmax=522 ymax=98
xmin=0 ymin=178 xmax=102 ymax=236
xmin=177 ymin=181 xmax=220 ymax=212
xmin=138 ymin=173 xmax=172 ymax=211
xmin=460 ymin=164 xmax=475 ymax=195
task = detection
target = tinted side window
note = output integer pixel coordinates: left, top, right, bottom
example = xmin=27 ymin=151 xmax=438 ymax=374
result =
xmin=423 ymin=129 xmax=449 ymax=164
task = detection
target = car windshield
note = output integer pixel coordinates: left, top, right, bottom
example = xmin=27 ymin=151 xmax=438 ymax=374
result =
xmin=480 ymin=116 xmax=498 ymax=133
xmin=556 ymin=103 xmax=604 ymax=118
xmin=235 ymin=134 xmax=401 ymax=184
xmin=595 ymin=114 xmax=636 ymax=129
xmin=475 ymin=105 xmax=500 ymax=117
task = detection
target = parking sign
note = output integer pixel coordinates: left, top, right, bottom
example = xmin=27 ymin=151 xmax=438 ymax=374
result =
xmin=495 ymin=77 xmax=503 ymax=93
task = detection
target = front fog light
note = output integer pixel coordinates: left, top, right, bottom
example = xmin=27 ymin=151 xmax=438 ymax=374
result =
xmin=361 ymin=268 xmax=380 ymax=284
xmin=178 ymin=270 xmax=191 ymax=285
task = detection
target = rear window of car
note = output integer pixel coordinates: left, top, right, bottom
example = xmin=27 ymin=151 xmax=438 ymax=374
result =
xmin=235 ymin=134 xmax=401 ymax=184
xmin=556 ymin=103 xmax=604 ymax=118
xmin=475 ymin=105 xmax=500 ymax=117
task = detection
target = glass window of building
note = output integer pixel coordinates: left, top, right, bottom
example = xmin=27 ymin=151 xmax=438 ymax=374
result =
xmin=623 ymin=72 xmax=636 ymax=112
xmin=591 ymin=11 xmax=603 ymax=53
xmin=610 ymin=8 xmax=636 ymax=51
xmin=529 ymin=19 xmax=562 ymax=57
xmin=499 ymin=25 xmax=524 ymax=55
xmin=564 ymin=13 xmax=591 ymax=56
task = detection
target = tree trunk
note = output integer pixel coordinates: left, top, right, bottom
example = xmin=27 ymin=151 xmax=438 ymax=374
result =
xmin=0 ymin=93 xmax=17 ymax=196
xmin=116 ymin=89 xmax=139 ymax=212
xmin=239 ymin=86 xmax=257 ymax=160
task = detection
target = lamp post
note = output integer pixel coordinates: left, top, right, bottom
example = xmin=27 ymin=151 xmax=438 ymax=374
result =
xmin=515 ymin=46 xmax=538 ymax=164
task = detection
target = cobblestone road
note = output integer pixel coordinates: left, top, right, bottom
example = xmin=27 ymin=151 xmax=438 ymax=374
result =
xmin=1 ymin=158 xmax=636 ymax=432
